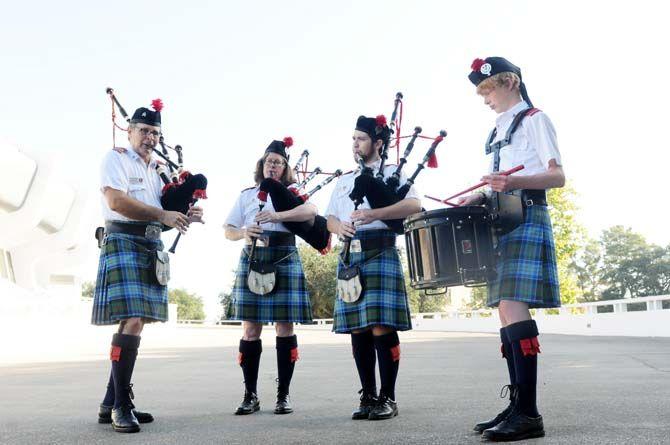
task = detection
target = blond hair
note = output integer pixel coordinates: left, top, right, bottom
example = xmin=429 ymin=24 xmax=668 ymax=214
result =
xmin=477 ymin=72 xmax=521 ymax=95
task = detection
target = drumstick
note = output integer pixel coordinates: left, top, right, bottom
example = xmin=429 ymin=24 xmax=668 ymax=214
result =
xmin=424 ymin=195 xmax=459 ymax=207
xmin=442 ymin=165 xmax=525 ymax=202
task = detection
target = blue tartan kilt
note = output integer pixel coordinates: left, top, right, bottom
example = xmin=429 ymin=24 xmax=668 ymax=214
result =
xmin=91 ymin=230 xmax=168 ymax=326
xmin=487 ymin=205 xmax=561 ymax=308
xmin=229 ymin=240 xmax=312 ymax=323
xmin=333 ymin=229 xmax=412 ymax=333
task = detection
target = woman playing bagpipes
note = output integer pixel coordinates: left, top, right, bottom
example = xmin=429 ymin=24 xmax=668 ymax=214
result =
xmin=324 ymin=115 xmax=422 ymax=421
xmin=224 ymin=137 xmax=316 ymax=416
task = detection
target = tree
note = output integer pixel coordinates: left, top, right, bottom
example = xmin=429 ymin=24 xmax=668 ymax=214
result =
xmin=219 ymin=290 xmax=233 ymax=320
xmin=81 ymin=280 xmax=95 ymax=299
xmin=298 ymin=243 xmax=339 ymax=319
xmin=572 ymin=238 xmax=604 ymax=302
xmin=600 ymin=226 xmax=669 ymax=298
xmin=548 ymin=183 xmax=585 ymax=304
xmin=398 ymin=247 xmax=448 ymax=313
xmin=466 ymin=286 xmax=488 ymax=310
xmin=168 ymin=288 xmax=205 ymax=320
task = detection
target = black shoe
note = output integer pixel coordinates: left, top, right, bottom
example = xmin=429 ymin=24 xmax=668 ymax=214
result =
xmin=482 ymin=410 xmax=545 ymax=441
xmin=274 ymin=391 xmax=293 ymax=414
xmin=473 ymin=385 xmax=517 ymax=433
xmin=351 ymin=389 xmax=378 ymax=420
xmin=235 ymin=392 xmax=260 ymax=415
xmin=368 ymin=393 xmax=398 ymax=420
xmin=99 ymin=404 xmax=154 ymax=424
xmin=111 ymin=404 xmax=140 ymax=433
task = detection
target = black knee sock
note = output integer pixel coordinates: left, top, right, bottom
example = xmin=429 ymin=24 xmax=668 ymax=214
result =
xmin=239 ymin=339 xmax=262 ymax=395
xmin=506 ymin=320 xmax=541 ymax=417
xmin=276 ymin=335 xmax=298 ymax=395
xmin=500 ymin=327 xmax=516 ymax=385
xmin=373 ymin=331 xmax=400 ymax=401
xmin=351 ymin=331 xmax=377 ymax=394
xmin=102 ymin=369 xmax=115 ymax=406
xmin=110 ymin=333 xmax=141 ymax=409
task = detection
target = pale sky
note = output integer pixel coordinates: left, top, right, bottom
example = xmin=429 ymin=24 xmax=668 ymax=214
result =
xmin=1 ymin=0 xmax=668 ymax=318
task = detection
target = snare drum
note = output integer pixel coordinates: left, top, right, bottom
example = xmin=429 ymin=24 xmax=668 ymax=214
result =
xmin=403 ymin=206 xmax=495 ymax=289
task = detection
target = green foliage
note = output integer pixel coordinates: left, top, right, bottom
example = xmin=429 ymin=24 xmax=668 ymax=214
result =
xmin=298 ymin=243 xmax=339 ymax=319
xmin=600 ymin=226 xmax=670 ymax=298
xmin=572 ymin=238 xmax=604 ymax=302
xmin=466 ymin=286 xmax=488 ymax=310
xmin=548 ymin=183 xmax=585 ymax=304
xmin=219 ymin=290 xmax=233 ymax=320
xmin=398 ymin=247 xmax=448 ymax=313
xmin=168 ymin=288 xmax=206 ymax=320
xmin=81 ymin=280 xmax=95 ymax=299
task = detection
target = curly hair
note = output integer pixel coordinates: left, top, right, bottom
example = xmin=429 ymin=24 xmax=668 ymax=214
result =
xmin=477 ymin=72 xmax=521 ymax=95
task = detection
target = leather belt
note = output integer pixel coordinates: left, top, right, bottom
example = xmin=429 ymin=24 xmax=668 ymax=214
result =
xmin=105 ymin=221 xmax=162 ymax=240
xmin=356 ymin=234 xmax=397 ymax=251
xmin=247 ymin=231 xmax=296 ymax=247
xmin=520 ymin=189 xmax=547 ymax=207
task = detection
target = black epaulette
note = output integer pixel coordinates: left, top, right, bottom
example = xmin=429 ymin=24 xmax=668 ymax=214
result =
xmin=241 ymin=186 xmax=256 ymax=192
xmin=112 ymin=147 xmax=128 ymax=154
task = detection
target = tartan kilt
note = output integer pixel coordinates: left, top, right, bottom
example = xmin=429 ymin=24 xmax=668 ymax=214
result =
xmin=333 ymin=229 xmax=412 ymax=333
xmin=91 ymin=231 xmax=168 ymax=325
xmin=229 ymin=241 xmax=312 ymax=323
xmin=487 ymin=205 xmax=561 ymax=308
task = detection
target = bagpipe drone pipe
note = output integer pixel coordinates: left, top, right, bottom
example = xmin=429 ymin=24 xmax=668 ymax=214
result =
xmin=106 ymin=88 xmax=208 ymax=253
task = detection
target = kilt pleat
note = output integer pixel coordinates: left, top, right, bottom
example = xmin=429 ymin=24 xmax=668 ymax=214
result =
xmin=487 ymin=205 xmax=561 ymax=308
xmin=230 ymin=242 xmax=312 ymax=323
xmin=333 ymin=230 xmax=412 ymax=333
xmin=91 ymin=231 xmax=168 ymax=325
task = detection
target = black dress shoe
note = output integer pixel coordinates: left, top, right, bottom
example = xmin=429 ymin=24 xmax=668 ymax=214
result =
xmin=111 ymin=405 xmax=140 ymax=433
xmin=235 ymin=392 xmax=260 ymax=415
xmin=351 ymin=389 xmax=377 ymax=420
xmin=274 ymin=391 xmax=293 ymax=414
xmin=368 ymin=394 xmax=398 ymax=420
xmin=482 ymin=410 xmax=544 ymax=441
xmin=473 ymin=385 xmax=517 ymax=433
xmin=98 ymin=404 xmax=154 ymax=424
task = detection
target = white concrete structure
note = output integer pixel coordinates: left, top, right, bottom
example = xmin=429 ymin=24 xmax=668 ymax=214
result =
xmin=0 ymin=140 xmax=92 ymax=330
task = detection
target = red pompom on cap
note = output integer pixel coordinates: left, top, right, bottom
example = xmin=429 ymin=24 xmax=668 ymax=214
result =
xmin=257 ymin=191 xmax=268 ymax=202
xmin=471 ymin=58 xmax=486 ymax=72
xmin=375 ymin=115 xmax=387 ymax=127
xmin=151 ymin=98 xmax=164 ymax=112
xmin=283 ymin=136 xmax=294 ymax=148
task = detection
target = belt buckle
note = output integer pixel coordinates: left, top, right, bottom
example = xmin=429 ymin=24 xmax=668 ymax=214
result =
xmin=525 ymin=199 xmax=534 ymax=207
xmin=145 ymin=225 xmax=161 ymax=240
xmin=350 ymin=239 xmax=362 ymax=253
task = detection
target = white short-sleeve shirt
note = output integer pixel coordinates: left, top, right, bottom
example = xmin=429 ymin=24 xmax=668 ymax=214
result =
xmin=100 ymin=146 xmax=164 ymax=221
xmin=325 ymin=159 xmax=420 ymax=231
xmin=225 ymin=186 xmax=291 ymax=233
xmin=489 ymin=101 xmax=562 ymax=176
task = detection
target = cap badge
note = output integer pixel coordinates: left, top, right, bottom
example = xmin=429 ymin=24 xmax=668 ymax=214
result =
xmin=480 ymin=63 xmax=492 ymax=76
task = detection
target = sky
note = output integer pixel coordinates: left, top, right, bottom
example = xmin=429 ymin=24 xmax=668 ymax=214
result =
xmin=1 ymin=0 xmax=668 ymax=319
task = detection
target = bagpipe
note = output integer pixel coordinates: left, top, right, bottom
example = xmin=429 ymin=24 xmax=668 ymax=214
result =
xmin=349 ymin=92 xmax=448 ymax=234
xmin=258 ymin=143 xmax=343 ymax=253
xmin=106 ymin=88 xmax=208 ymax=253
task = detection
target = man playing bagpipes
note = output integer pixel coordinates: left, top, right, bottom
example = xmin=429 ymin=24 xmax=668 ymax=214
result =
xmin=325 ymin=115 xmax=421 ymax=420
xmin=224 ymin=137 xmax=316 ymax=416
xmin=92 ymin=102 xmax=204 ymax=433
xmin=458 ymin=57 xmax=565 ymax=441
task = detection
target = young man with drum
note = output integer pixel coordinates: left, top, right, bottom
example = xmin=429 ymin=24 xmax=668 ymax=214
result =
xmin=224 ymin=138 xmax=316 ymax=416
xmin=459 ymin=57 xmax=565 ymax=441
xmin=325 ymin=115 xmax=421 ymax=420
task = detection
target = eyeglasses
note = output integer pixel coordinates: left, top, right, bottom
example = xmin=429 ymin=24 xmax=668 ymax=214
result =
xmin=264 ymin=159 xmax=286 ymax=167
xmin=134 ymin=127 xmax=161 ymax=137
